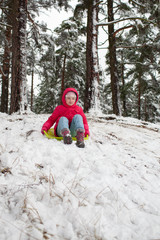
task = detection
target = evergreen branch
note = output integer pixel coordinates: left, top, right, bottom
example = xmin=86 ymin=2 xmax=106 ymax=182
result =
xmin=116 ymin=44 xmax=153 ymax=49
xmin=27 ymin=10 xmax=54 ymax=34
xmin=97 ymin=17 xmax=153 ymax=27
xmin=129 ymin=0 xmax=145 ymax=8
xmin=27 ymin=11 xmax=40 ymax=45
xmin=27 ymin=11 xmax=39 ymax=31
xmin=98 ymin=43 xmax=156 ymax=50
xmin=121 ymin=62 xmax=154 ymax=66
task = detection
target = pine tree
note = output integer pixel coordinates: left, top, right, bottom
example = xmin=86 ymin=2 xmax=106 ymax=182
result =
xmin=34 ymin=17 xmax=86 ymax=113
xmin=99 ymin=0 xmax=160 ymax=122
xmin=54 ymin=17 xmax=86 ymax=104
xmin=34 ymin=33 xmax=57 ymax=113
xmin=0 ymin=0 xmax=71 ymax=114
xmin=118 ymin=0 xmax=160 ymax=122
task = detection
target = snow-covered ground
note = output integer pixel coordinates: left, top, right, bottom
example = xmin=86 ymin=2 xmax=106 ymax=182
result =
xmin=0 ymin=112 xmax=160 ymax=240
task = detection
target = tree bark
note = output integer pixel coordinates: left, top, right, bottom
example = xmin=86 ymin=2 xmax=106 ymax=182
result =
xmin=10 ymin=0 xmax=28 ymax=114
xmin=1 ymin=25 xmax=11 ymax=113
xmin=91 ymin=0 xmax=100 ymax=111
xmin=84 ymin=0 xmax=100 ymax=112
xmin=60 ymin=53 xmax=67 ymax=104
xmin=1 ymin=0 xmax=12 ymax=113
xmin=31 ymin=67 xmax=34 ymax=111
xmin=107 ymin=0 xmax=120 ymax=115
xmin=120 ymin=51 xmax=127 ymax=116
xmin=138 ymin=73 xmax=141 ymax=120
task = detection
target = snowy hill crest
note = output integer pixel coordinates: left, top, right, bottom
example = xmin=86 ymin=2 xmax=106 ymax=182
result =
xmin=0 ymin=113 xmax=160 ymax=240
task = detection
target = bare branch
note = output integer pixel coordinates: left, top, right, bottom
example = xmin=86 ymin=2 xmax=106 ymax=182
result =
xmin=0 ymin=65 xmax=7 ymax=77
xmin=98 ymin=38 xmax=108 ymax=46
xmin=0 ymin=6 xmax=10 ymax=10
xmin=102 ymin=25 xmax=108 ymax=34
xmin=94 ymin=0 xmax=103 ymax=7
xmin=98 ymin=47 xmax=108 ymax=49
xmin=0 ymin=22 xmax=12 ymax=28
xmin=113 ymin=25 xmax=134 ymax=36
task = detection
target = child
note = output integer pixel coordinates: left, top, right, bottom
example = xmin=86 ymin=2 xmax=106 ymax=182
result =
xmin=41 ymin=88 xmax=90 ymax=148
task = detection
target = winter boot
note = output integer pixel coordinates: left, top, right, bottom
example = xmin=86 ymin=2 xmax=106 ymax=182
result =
xmin=61 ymin=128 xmax=72 ymax=144
xmin=76 ymin=129 xmax=85 ymax=148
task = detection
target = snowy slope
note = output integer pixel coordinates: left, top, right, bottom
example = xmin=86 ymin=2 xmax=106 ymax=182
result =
xmin=0 ymin=112 xmax=160 ymax=240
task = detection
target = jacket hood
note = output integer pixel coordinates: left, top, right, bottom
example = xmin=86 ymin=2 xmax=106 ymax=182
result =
xmin=62 ymin=88 xmax=79 ymax=107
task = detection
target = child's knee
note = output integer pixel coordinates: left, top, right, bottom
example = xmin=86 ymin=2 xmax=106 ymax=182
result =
xmin=59 ymin=116 xmax=68 ymax=123
xmin=73 ymin=114 xmax=83 ymax=120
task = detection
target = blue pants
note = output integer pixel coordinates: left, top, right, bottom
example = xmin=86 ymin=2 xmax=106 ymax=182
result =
xmin=57 ymin=114 xmax=84 ymax=137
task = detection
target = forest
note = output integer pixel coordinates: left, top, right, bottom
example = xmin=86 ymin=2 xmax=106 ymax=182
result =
xmin=0 ymin=0 xmax=160 ymax=123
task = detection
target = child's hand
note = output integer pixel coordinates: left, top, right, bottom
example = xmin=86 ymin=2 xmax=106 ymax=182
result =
xmin=41 ymin=127 xmax=47 ymax=135
xmin=85 ymin=130 xmax=90 ymax=137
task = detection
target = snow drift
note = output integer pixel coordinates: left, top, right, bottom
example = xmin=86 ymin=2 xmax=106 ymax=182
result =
xmin=0 ymin=112 xmax=160 ymax=240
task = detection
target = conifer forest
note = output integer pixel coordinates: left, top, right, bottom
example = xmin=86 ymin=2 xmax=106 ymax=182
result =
xmin=0 ymin=0 xmax=160 ymax=123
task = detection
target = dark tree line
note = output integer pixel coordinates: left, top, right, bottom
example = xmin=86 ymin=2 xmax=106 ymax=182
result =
xmin=99 ymin=0 xmax=160 ymax=122
xmin=0 ymin=0 xmax=72 ymax=114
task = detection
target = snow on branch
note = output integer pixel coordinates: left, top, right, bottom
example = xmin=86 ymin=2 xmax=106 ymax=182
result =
xmin=99 ymin=43 xmax=160 ymax=50
xmin=97 ymin=17 xmax=153 ymax=27
xmin=116 ymin=43 xmax=158 ymax=49
xmin=27 ymin=11 xmax=39 ymax=32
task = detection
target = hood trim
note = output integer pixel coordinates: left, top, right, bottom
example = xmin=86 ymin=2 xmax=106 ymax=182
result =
xmin=62 ymin=88 xmax=79 ymax=108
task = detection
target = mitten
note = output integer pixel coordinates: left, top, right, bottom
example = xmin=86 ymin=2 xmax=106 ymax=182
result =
xmin=85 ymin=130 xmax=90 ymax=137
xmin=41 ymin=127 xmax=48 ymax=135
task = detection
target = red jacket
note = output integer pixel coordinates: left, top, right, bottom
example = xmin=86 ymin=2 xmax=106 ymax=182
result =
xmin=41 ymin=88 xmax=90 ymax=137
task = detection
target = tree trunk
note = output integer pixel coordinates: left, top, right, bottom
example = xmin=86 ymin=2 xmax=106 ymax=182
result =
xmin=1 ymin=25 xmax=12 ymax=113
xmin=107 ymin=0 xmax=120 ymax=115
xmin=60 ymin=53 xmax=67 ymax=104
xmin=91 ymin=0 xmax=100 ymax=111
xmin=10 ymin=0 xmax=18 ymax=114
xmin=144 ymin=97 xmax=149 ymax=121
xmin=138 ymin=73 xmax=141 ymax=120
xmin=84 ymin=0 xmax=100 ymax=112
xmin=31 ymin=67 xmax=34 ymax=111
xmin=10 ymin=0 xmax=28 ymax=114
xmin=120 ymin=51 xmax=127 ymax=116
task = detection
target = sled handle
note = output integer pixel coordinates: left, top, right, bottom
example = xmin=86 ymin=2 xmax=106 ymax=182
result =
xmin=44 ymin=130 xmax=89 ymax=141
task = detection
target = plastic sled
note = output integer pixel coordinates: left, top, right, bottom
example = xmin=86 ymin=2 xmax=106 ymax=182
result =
xmin=44 ymin=128 xmax=89 ymax=141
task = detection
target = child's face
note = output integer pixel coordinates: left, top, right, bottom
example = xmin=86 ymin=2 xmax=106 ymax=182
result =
xmin=65 ymin=95 xmax=76 ymax=106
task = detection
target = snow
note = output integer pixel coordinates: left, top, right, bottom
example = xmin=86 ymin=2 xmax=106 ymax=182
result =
xmin=0 ymin=112 xmax=160 ymax=240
